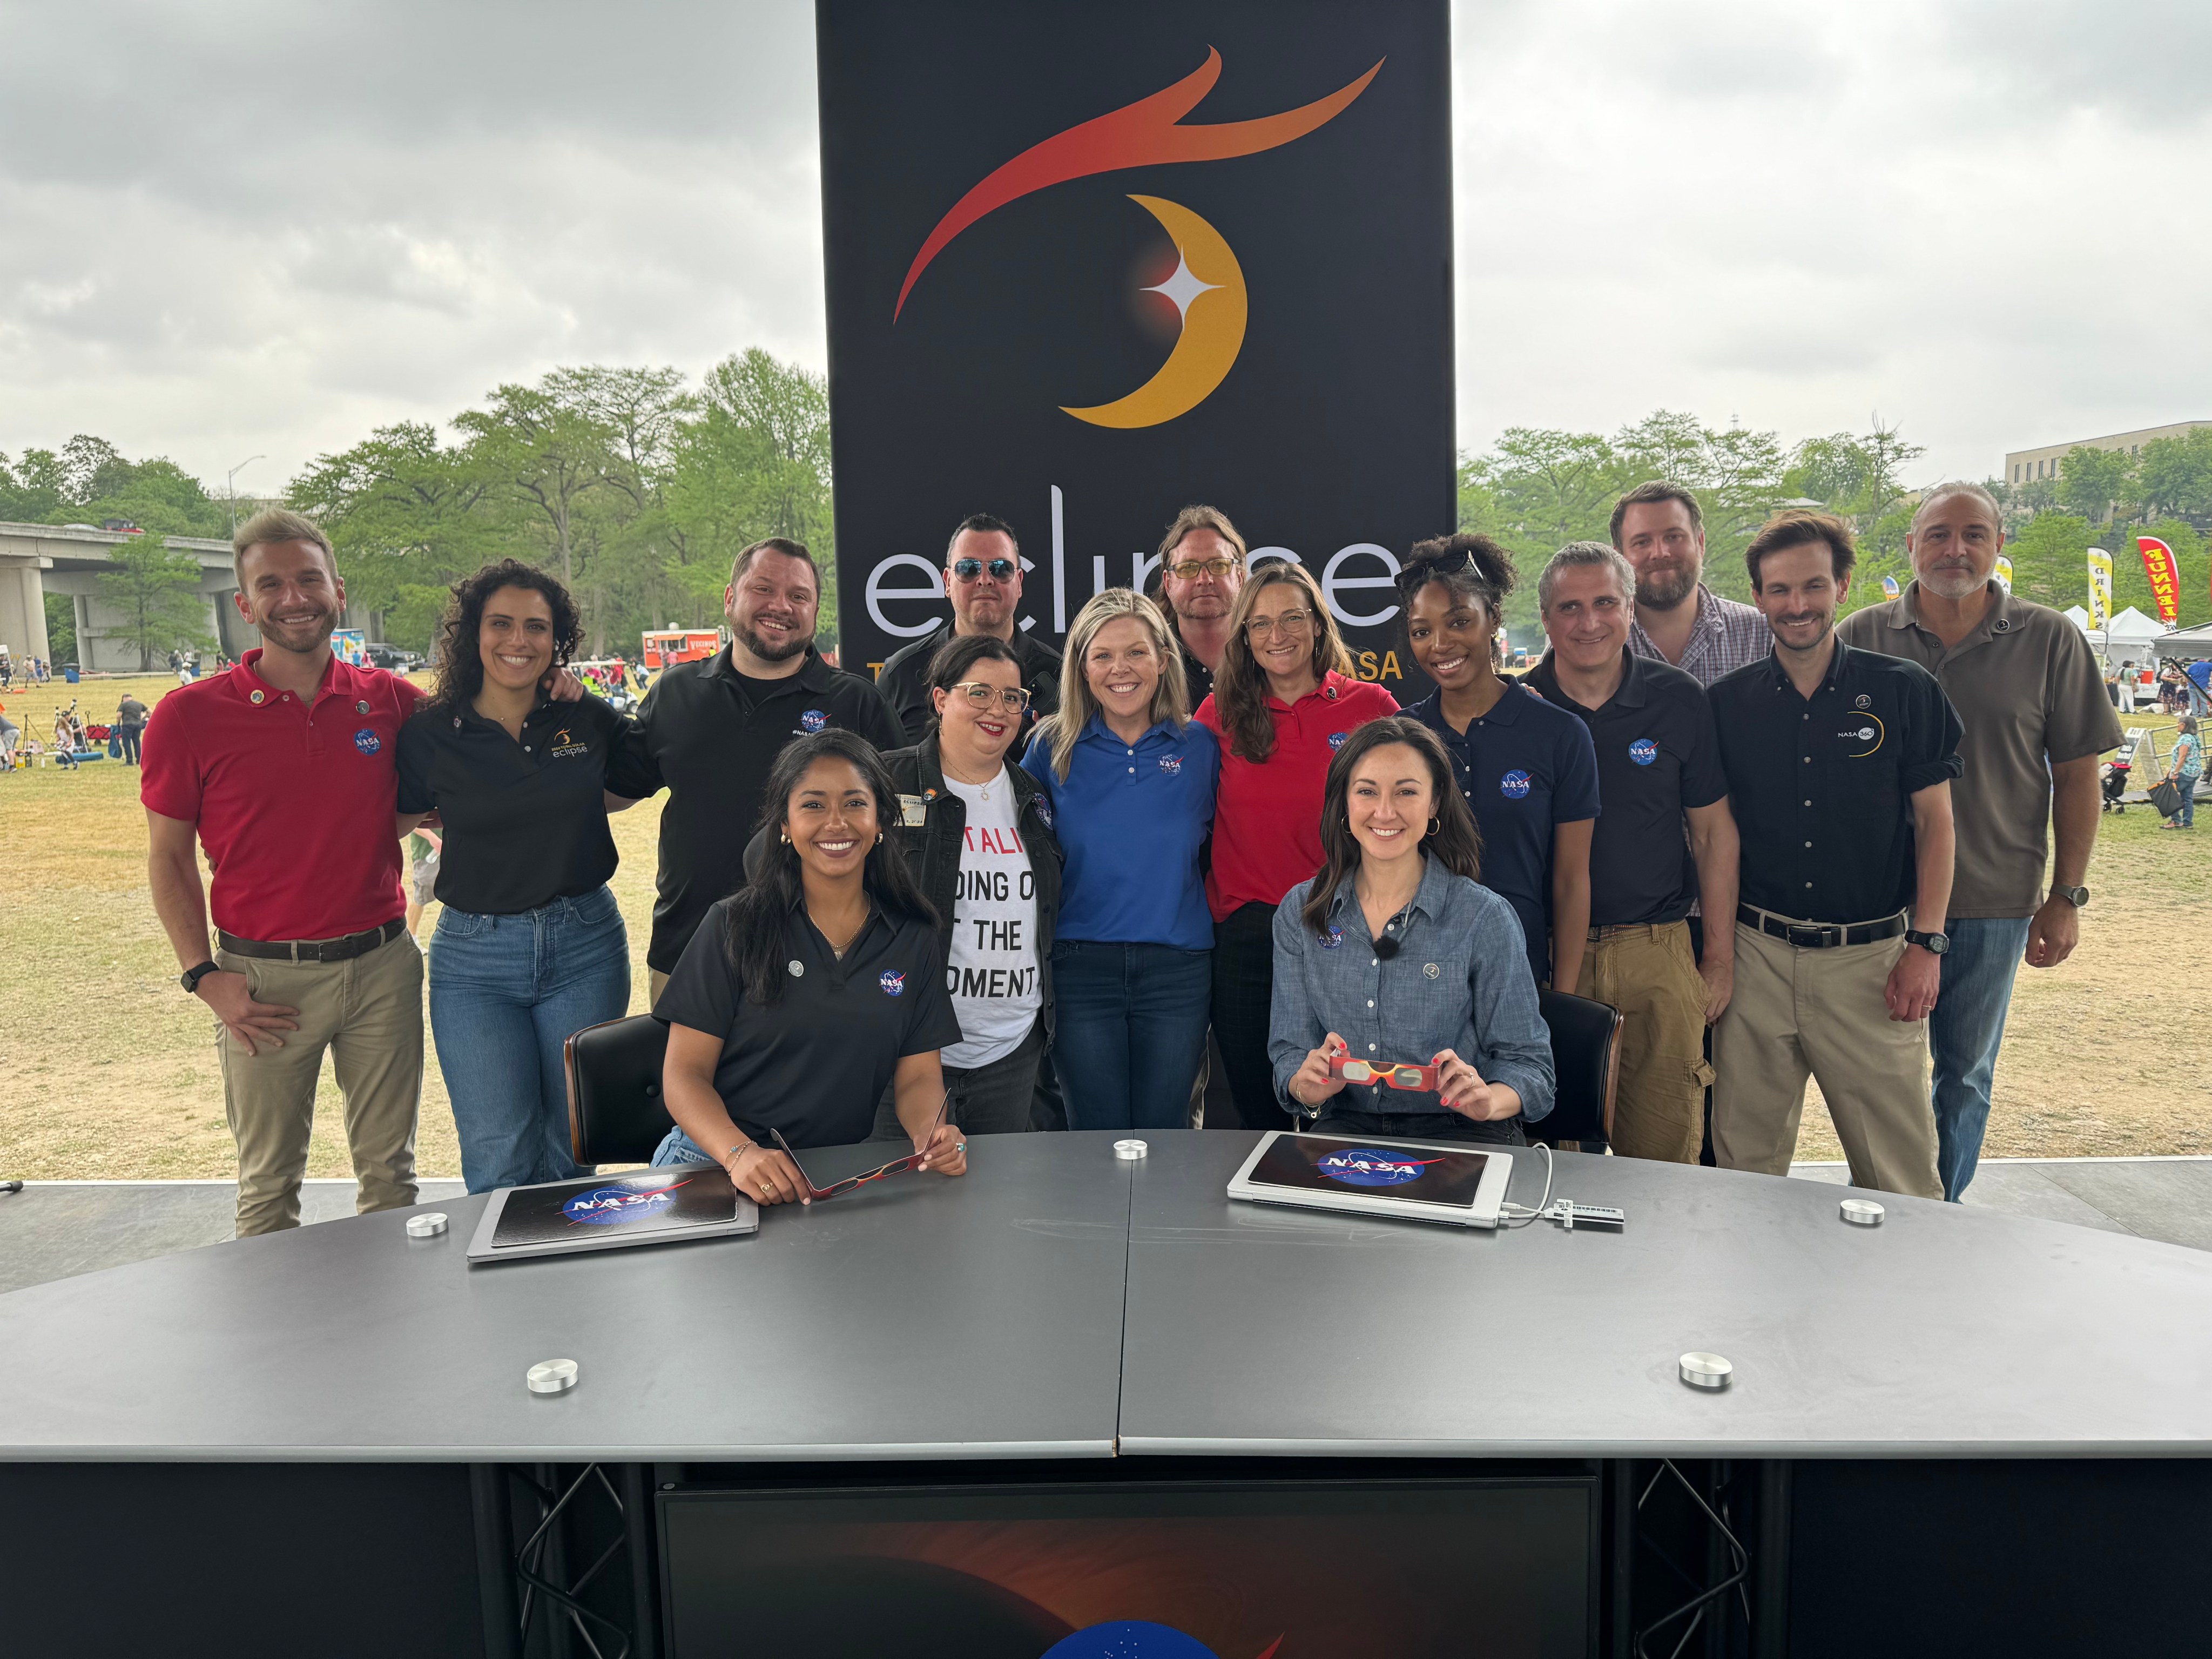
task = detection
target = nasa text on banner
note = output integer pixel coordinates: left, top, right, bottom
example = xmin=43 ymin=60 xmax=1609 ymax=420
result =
xmin=815 ymin=0 xmax=1454 ymax=694
xmin=2137 ymin=536 xmax=2181 ymax=626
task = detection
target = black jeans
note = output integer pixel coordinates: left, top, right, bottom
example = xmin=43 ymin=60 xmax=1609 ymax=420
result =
xmin=1209 ymin=902 xmax=1293 ymax=1131
xmin=1309 ymin=1106 xmax=1527 ymax=1146
xmin=871 ymin=1016 xmax=1046 ymax=1140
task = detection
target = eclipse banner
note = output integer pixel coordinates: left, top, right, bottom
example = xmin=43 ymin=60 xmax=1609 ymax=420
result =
xmin=816 ymin=0 xmax=1454 ymax=690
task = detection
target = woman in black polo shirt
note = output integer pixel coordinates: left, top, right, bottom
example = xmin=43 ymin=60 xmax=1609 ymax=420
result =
xmin=396 ymin=560 xmax=657 ymax=1195
xmin=651 ymin=728 xmax=969 ymax=1204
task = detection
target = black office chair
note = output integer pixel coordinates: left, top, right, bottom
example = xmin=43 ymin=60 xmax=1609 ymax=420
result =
xmin=1529 ymin=987 xmax=1624 ymax=1150
xmin=564 ymin=1014 xmax=675 ymax=1165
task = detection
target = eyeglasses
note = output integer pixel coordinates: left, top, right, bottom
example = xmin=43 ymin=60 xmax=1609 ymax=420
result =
xmin=948 ymin=680 xmax=1032 ymax=714
xmin=1167 ymin=557 xmax=1239 ymax=579
xmin=769 ymin=1095 xmax=950 ymax=1200
xmin=1330 ymin=1054 xmax=1440 ymax=1092
xmin=1245 ymin=609 xmax=1315 ymax=640
xmin=952 ymin=558 xmax=1017 ymax=582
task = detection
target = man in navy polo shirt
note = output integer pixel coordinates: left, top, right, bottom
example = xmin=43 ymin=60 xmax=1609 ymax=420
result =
xmin=633 ymin=537 xmax=902 ymax=999
xmin=1528 ymin=543 xmax=1739 ymax=1162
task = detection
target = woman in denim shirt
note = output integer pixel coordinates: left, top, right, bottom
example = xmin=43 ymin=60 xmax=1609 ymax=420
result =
xmin=1270 ymin=717 xmax=1555 ymax=1143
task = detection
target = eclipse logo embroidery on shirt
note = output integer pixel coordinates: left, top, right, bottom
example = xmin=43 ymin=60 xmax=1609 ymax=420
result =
xmin=879 ymin=970 xmax=907 ymax=997
xmin=1327 ymin=731 xmax=1350 ymax=751
xmin=352 ymin=728 xmax=381 ymax=756
xmin=1628 ymin=738 xmax=1657 ymax=766
xmin=1500 ymin=769 xmax=1532 ymax=798
xmin=1158 ymin=754 xmax=1183 ymax=775
xmin=549 ymin=727 xmax=591 ymax=759
xmin=799 ymin=709 xmax=829 ymax=734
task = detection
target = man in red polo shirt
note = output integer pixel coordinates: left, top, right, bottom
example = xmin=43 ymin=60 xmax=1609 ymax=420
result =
xmin=144 ymin=509 xmax=430 ymax=1235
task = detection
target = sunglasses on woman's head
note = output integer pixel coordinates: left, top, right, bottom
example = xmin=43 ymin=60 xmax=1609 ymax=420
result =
xmin=1393 ymin=548 xmax=1480 ymax=590
xmin=952 ymin=558 xmax=1017 ymax=582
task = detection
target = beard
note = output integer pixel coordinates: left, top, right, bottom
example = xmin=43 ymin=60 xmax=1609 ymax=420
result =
xmin=1918 ymin=562 xmax=1984 ymax=601
xmin=255 ymin=603 xmax=339 ymax=655
xmin=738 ymin=620 xmax=811 ymax=663
xmin=1636 ymin=560 xmax=1698 ymax=611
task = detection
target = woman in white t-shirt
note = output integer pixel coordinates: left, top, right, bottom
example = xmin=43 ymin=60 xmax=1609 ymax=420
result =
xmin=879 ymin=633 xmax=1065 ymax=1134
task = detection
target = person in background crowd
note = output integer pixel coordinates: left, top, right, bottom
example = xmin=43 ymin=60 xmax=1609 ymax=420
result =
xmin=1272 ymin=717 xmax=1555 ymax=1144
xmin=402 ymin=824 xmax=441 ymax=937
xmin=53 ymin=704 xmax=84 ymax=769
xmin=1527 ymin=541 xmax=1739 ymax=1162
xmin=1195 ymin=562 xmax=1397 ymax=1129
xmin=651 ymin=730 xmax=967 ymax=1202
xmin=1709 ymin=511 xmax=1960 ymax=1199
xmin=1152 ymin=504 xmax=1249 ymax=707
xmin=1613 ymin=481 xmax=1772 ymax=686
xmin=866 ymin=633 xmax=1063 ymax=1134
xmin=0 ymin=703 xmax=18 ymax=767
xmin=1022 ymin=589 xmax=1218 ymax=1131
xmin=2163 ymin=716 xmax=2201 ymax=830
xmin=2116 ymin=660 xmax=2138 ymax=712
xmin=632 ymin=537 xmax=902 ymax=1001
xmin=113 ymin=692 xmax=149 ymax=766
xmin=1836 ymin=483 xmax=2120 ymax=1199
xmin=396 ymin=561 xmax=656 ymax=1194
xmin=0 ymin=651 xmax=11 ymax=689
xmin=1399 ymin=534 xmax=1597 ymax=992
xmin=141 ymin=509 xmax=580 ymax=1236
xmin=2187 ymin=658 xmax=2211 ymax=716
xmin=874 ymin=513 xmax=1063 ymax=744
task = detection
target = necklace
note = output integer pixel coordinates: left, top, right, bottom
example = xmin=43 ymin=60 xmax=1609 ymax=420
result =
xmin=943 ymin=757 xmax=1003 ymax=799
xmin=814 ymin=909 xmax=869 ymax=959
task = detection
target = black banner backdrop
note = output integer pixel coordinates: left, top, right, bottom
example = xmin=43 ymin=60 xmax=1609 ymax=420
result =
xmin=817 ymin=0 xmax=1453 ymax=691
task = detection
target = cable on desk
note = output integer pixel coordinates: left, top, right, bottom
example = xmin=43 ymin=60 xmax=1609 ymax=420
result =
xmin=1495 ymin=1142 xmax=1554 ymax=1228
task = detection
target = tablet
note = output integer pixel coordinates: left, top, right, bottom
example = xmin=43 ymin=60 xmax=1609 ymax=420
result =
xmin=1226 ymin=1131 xmax=1514 ymax=1229
xmin=466 ymin=1167 xmax=759 ymax=1265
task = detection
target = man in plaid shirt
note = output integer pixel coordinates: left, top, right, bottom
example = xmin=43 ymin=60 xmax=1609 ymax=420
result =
xmin=1613 ymin=482 xmax=1771 ymax=687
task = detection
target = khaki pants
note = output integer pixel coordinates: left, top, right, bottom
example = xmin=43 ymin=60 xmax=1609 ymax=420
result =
xmin=215 ymin=928 xmax=423 ymax=1236
xmin=1712 ymin=919 xmax=1941 ymax=1198
xmin=649 ymin=968 xmax=670 ymax=1005
xmin=1575 ymin=921 xmax=1712 ymax=1164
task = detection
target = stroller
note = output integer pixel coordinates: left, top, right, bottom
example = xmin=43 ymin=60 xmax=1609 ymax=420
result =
xmin=2101 ymin=737 xmax=2136 ymax=813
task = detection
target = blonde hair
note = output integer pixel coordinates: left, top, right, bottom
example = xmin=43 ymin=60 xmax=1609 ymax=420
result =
xmin=1034 ymin=588 xmax=1188 ymax=780
xmin=1155 ymin=502 xmax=1249 ymax=567
xmin=233 ymin=507 xmax=334 ymax=568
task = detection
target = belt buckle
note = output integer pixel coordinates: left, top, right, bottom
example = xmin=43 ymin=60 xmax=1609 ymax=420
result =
xmin=1785 ymin=923 xmax=1834 ymax=948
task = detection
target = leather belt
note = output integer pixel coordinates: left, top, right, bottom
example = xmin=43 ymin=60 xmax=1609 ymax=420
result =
xmin=1737 ymin=905 xmax=1906 ymax=949
xmin=217 ymin=918 xmax=405 ymax=963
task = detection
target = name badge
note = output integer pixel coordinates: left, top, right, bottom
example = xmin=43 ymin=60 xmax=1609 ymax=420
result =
xmin=899 ymin=793 xmax=928 ymax=826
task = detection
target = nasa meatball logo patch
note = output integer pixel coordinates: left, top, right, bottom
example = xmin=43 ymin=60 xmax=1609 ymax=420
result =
xmin=1318 ymin=925 xmax=1344 ymax=950
xmin=1629 ymin=738 xmax=1657 ymax=766
xmin=879 ymin=970 xmax=906 ymax=997
xmin=1327 ymin=731 xmax=1350 ymax=751
xmin=561 ymin=1180 xmax=684 ymax=1227
xmin=352 ymin=727 xmax=382 ymax=757
xmin=1500 ymin=768 xmax=1532 ymax=798
xmin=1157 ymin=753 xmax=1183 ymax=775
xmin=799 ymin=708 xmax=829 ymax=734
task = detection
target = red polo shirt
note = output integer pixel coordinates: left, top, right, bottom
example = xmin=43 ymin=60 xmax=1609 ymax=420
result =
xmin=141 ymin=648 xmax=424 ymax=941
xmin=1195 ymin=670 xmax=1399 ymax=921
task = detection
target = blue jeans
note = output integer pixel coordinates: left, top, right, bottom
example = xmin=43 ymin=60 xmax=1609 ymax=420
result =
xmin=2171 ymin=775 xmax=2198 ymax=828
xmin=429 ymin=885 xmax=630 ymax=1193
xmin=1928 ymin=915 xmax=2032 ymax=1202
xmin=1048 ymin=941 xmax=1212 ymax=1131
xmin=117 ymin=726 xmax=141 ymax=765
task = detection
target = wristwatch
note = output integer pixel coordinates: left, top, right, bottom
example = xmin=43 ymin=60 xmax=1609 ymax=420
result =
xmin=1904 ymin=929 xmax=1950 ymax=956
xmin=179 ymin=960 xmax=219 ymax=994
xmin=2051 ymin=885 xmax=2090 ymax=908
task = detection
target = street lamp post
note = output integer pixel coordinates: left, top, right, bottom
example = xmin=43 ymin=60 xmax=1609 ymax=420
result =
xmin=226 ymin=456 xmax=265 ymax=537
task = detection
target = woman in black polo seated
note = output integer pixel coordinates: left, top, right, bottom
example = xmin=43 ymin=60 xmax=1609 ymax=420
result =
xmin=1269 ymin=717 xmax=1555 ymax=1144
xmin=879 ymin=632 xmax=1062 ymax=1135
xmin=651 ymin=729 xmax=968 ymax=1204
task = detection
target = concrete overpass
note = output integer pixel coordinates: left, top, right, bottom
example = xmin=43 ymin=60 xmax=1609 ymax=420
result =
xmin=0 ymin=522 xmax=255 ymax=672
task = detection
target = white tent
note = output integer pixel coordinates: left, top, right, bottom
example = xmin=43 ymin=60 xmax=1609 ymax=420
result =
xmin=2063 ymin=605 xmax=2090 ymax=633
xmin=2086 ymin=605 xmax=2166 ymax=662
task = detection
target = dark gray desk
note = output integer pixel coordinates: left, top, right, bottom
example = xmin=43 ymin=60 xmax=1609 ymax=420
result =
xmin=1118 ymin=1132 xmax=2212 ymax=1458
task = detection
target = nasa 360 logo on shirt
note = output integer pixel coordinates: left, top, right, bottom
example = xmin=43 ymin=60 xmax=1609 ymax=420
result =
xmin=1499 ymin=768 xmax=1532 ymax=798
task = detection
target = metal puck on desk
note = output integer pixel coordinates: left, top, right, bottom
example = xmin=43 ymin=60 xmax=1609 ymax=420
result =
xmin=1840 ymin=1198 xmax=1885 ymax=1227
xmin=527 ymin=1359 xmax=579 ymax=1395
xmin=1114 ymin=1139 xmax=1149 ymax=1160
xmin=404 ymin=1212 xmax=448 ymax=1238
xmin=1678 ymin=1352 xmax=1733 ymax=1391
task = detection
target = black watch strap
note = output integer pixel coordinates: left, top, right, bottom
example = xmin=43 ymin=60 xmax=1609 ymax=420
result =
xmin=180 ymin=960 xmax=220 ymax=994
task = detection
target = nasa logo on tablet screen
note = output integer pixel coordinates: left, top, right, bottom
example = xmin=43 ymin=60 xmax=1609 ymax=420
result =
xmin=562 ymin=1179 xmax=687 ymax=1227
xmin=1317 ymin=1147 xmax=1444 ymax=1188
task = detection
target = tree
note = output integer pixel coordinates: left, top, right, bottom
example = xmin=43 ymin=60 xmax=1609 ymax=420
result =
xmin=2137 ymin=428 xmax=2212 ymax=520
xmin=2002 ymin=513 xmax=2095 ymax=615
xmin=94 ymin=537 xmax=215 ymax=670
xmin=2055 ymin=445 xmax=2136 ymax=524
xmin=0 ymin=449 xmax=66 ymax=522
xmin=44 ymin=592 xmax=76 ymax=665
xmin=454 ymin=382 xmax=616 ymax=589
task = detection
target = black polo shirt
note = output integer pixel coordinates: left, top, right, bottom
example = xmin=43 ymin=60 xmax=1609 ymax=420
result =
xmin=396 ymin=691 xmax=656 ymax=915
xmin=1177 ymin=634 xmax=1216 ymax=708
xmin=1708 ymin=639 xmax=1964 ymax=925
xmin=652 ymin=896 xmax=962 ymax=1148
xmin=873 ymin=619 xmax=1063 ymax=745
xmin=633 ymin=646 xmax=905 ymax=972
xmin=1528 ymin=648 xmax=1728 ymax=927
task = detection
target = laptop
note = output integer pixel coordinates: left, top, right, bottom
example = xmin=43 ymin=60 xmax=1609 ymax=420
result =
xmin=1227 ymin=1130 xmax=1514 ymax=1229
xmin=466 ymin=1167 xmax=760 ymax=1264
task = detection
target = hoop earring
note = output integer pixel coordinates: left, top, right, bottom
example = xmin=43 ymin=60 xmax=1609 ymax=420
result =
xmin=1427 ymin=817 xmax=1440 ymax=837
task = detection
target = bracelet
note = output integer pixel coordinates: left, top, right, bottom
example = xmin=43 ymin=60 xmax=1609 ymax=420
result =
xmin=724 ymin=1139 xmax=754 ymax=1167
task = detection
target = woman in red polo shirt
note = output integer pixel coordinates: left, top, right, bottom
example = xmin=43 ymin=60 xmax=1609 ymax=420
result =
xmin=1195 ymin=562 xmax=1397 ymax=1129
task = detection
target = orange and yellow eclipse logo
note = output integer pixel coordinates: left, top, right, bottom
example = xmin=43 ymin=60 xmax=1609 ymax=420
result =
xmin=894 ymin=48 xmax=1382 ymax=429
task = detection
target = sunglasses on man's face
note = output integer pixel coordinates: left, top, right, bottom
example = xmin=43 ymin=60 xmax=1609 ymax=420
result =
xmin=768 ymin=1094 xmax=951 ymax=1200
xmin=952 ymin=558 xmax=1017 ymax=582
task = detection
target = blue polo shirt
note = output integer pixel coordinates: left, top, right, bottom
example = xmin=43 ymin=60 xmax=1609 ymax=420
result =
xmin=1405 ymin=685 xmax=1600 ymax=986
xmin=1020 ymin=714 xmax=1219 ymax=950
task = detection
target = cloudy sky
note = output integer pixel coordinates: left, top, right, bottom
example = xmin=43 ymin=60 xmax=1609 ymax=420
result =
xmin=2 ymin=0 xmax=2206 ymax=494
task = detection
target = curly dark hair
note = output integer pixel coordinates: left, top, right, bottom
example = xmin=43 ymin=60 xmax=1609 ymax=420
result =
xmin=429 ymin=559 xmax=582 ymax=710
xmin=1393 ymin=532 xmax=1517 ymax=627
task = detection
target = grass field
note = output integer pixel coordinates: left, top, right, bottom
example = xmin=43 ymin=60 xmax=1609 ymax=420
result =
xmin=0 ymin=671 xmax=2204 ymax=1179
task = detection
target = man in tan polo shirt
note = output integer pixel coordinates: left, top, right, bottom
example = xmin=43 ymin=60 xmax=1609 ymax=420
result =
xmin=1837 ymin=483 xmax=2119 ymax=1199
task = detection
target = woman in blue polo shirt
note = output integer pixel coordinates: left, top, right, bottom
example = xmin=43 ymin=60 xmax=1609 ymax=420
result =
xmin=1399 ymin=534 xmax=1597 ymax=990
xmin=1021 ymin=589 xmax=1219 ymax=1131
